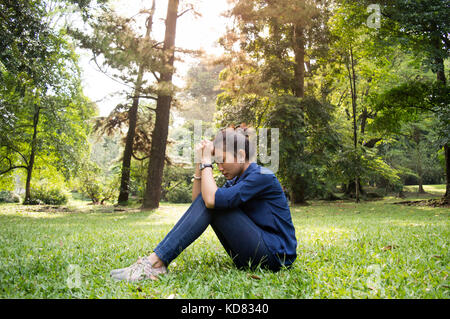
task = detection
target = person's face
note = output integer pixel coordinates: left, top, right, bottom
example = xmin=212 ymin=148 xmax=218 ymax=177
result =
xmin=214 ymin=149 xmax=246 ymax=180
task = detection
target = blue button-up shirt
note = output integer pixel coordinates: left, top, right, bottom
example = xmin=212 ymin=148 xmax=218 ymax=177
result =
xmin=214 ymin=162 xmax=297 ymax=265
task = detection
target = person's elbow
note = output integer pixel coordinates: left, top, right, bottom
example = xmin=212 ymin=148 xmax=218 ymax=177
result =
xmin=204 ymin=197 xmax=215 ymax=209
xmin=202 ymin=192 xmax=215 ymax=209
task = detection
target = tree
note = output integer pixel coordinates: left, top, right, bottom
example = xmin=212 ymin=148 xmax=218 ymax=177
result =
xmin=69 ymin=1 xmax=164 ymax=205
xmin=217 ymin=0 xmax=336 ymax=204
xmin=377 ymin=0 xmax=450 ymax=201
xmin=321 ymin=0 xmax=427 ymax=201
xmin=0 ymin=0 xmax=96 ymax=202
xmin=372 ymin=79 xmax=450 ymax=194
xmin=348 ymin=0 xmax=449 ymax=199
xmin=177 ymin=58 xmax=223 ymax=123
xmin=142 ymin=0 xmax=180 ymax=209
xmin=77 ymin=160 xmax=119 ymax=205
xmin=117 ymin=1 xmax=156 ymax=204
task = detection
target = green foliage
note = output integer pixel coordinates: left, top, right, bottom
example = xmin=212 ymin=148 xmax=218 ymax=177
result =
xmin=328 ymin=142 xmax=401 ymax=194
xmin=0 ymin=0 xmax=97 ymax=195
xmin=76 ymin=161 xmax=119 ymax=205
xmin=375 ymin=119 xmax=445 ymax=186
xmin=374 ymin=0 xmax=450 ymax=76
xmin=220 ymin=0 xmax=332 ymax=97
xmin=264 ymin=96 xmax=341 ymax=200
xmin=165 ymin=183 xmax=192 ymax=204
xmin=178 ymin=60 xmax=223 ymax=122
xmin=161 ymin=165 xmax=193 ymax=203
xmin=89 ymin=134 xmax=122 ymax=180
xmin=0 ymin=191 xmax=20 ymax=203
xmin=68 ymin=4 xmax=165 ymax=96
xmin=372 ymin=81 xmax=449 ymax=139
xmin=0 ymin=171 xmax=15 ymax=191
xmin=25 ymin=185 xmax=69 ymax=205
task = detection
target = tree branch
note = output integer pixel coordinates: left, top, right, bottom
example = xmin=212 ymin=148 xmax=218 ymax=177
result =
xmin=0 ymin=157 xmax=28 ymax=175
xmin=91 ymin=54 xmax=135 ymax=90
xmin=336 ymin=89 xmax=348 ymax=108
xmin=1 ymin=144 xmax=29 ymax=165
xmin=132 ymin=152 xmax=150 ymax=161
xmin=363 ymin=138 xmax=382 ymax=148
xmin=135 ymin=95 xmax=158 ymax=101
xmin=177 ymin=8 xmax=192 ymax=18
xmin=152 ymin=71 xmax=161 ymax=82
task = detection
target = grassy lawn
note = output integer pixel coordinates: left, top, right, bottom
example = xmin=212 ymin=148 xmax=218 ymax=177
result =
xmin=403 ymin=184 xmax=447 ymax=193
xmin=0 ymin=189 xmax=448 ymax=299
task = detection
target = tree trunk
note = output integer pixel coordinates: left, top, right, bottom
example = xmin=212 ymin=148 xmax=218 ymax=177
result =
xmin=292 ymin=24 xmax=305 ymax=99
xmin=436 ymin=60 xmax=449 ymax=201
xmin=344 ymin=180 xmax=365 ymax=197
xmin=445 ymin=144 xmax=450 ymax=202
xmin=433 ymin=38 xmax=446 ymax=86
xmin=142 ymin=0 xmax=179 ymax=209
xmin=290 ymin=177 xmax=306 ymax=204
xmin=348 ymin=47 xmax=360 ymax=203
xmin=418 ymin=180 xmax=425 ymax=194
xmin=431 ymin=34 xmax=448 ymax=201
xmin=24 ymin=105 xmax=40 ymax=203
xmin=117 ymin=98 xmax=139 ymax=204
xmin=412 ymin=125 xmax=426 ymax=194
xmin=437 ymin=67 xmax=449 ymax=201
xmin=290 ymin=24 xmax=308 ymax=204
xmin=118 ymin=3 xmax=155 ymax=205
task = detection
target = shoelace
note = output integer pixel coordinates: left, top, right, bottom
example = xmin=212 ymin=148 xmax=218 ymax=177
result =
xmin=128 ymin=257 xmax=145 ymax=272
xmin=127 ymin=257 xmax=166 ymax=280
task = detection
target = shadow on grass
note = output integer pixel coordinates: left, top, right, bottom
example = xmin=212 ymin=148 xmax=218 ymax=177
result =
xmin=0 ymin=202 xmax=171 ymax=228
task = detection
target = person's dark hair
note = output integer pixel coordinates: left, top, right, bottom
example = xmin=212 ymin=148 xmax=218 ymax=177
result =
xmin=213 ymin=125 xmax=255 ymax=162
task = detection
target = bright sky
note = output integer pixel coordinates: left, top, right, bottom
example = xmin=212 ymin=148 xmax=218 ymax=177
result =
xmin=79 ymin=0 xmax=232 ymax=117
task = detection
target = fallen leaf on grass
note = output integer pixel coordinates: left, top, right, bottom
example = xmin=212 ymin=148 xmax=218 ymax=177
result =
xmin=248 ymin=274 xmax=261 ymax=280
xmin=432 ymin=255 xmax=442 ymax=259
xmin=382 ymin=245 xmax=398 ymax=251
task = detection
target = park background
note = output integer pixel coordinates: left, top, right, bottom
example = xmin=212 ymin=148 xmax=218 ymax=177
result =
xmin=0 ymin=0 xmax=449 ymax=298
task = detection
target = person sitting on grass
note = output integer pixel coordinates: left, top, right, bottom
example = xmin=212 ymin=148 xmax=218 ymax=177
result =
xmin=110 ymin=127 xmax=298 ymax=282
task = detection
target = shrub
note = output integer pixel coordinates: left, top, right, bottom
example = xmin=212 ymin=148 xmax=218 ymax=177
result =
xmin=78 ymin=173 xmax=119 ymax=205
xmin=0 ymin=191 xmax=21 ymax=203
xmin=25 ymin=186 xmax=68 ymax=205
xmin=165 ymin=182 xmax=192 ymax=203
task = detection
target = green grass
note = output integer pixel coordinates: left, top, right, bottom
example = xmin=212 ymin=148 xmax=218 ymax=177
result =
xmin=403 ymin=184 xmax=446 ymax=194
xmin=0 ymin=190 xmax=449 ymax=299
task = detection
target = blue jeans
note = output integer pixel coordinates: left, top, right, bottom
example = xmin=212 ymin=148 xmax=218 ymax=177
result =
xmin=154 ymin=194 xmax=282 ymax=271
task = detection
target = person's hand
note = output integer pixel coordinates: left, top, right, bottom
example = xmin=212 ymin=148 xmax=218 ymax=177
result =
xmin=201 ymin=140 xmax=214 ymax=163
xmin=194 ymin=141 xmax=204 ymax=163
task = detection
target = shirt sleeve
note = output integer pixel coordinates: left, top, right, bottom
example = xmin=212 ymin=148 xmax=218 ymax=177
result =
xmin=214 ymin=173 xmax=274 ymax=209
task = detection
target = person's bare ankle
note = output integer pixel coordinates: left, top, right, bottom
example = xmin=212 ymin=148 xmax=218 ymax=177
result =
xmin=147 ymin=253 xmax=164 ymax=268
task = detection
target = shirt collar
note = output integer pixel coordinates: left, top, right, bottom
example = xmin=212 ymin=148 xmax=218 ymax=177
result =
xmin=232 ymin=162 xmax=257 ymax=185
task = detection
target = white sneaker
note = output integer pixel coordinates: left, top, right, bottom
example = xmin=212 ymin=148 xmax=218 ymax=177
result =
xmin=110 ymin=257 xmax=167 ymax=282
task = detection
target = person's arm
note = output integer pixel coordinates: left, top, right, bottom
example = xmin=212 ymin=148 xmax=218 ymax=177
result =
xmin=200 ymin=140 xmax=218 ymax=209
xmin=192 ymin=141 xmax=204 ymax=202
xmin=191 ymin=163 xmax=201 ymax=202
